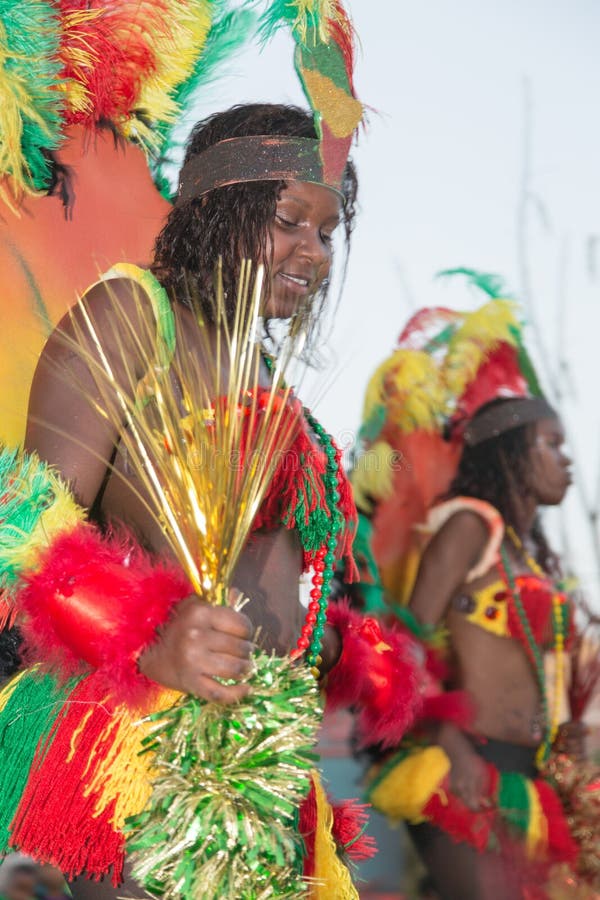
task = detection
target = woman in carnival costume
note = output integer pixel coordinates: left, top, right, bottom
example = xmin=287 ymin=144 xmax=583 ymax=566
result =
xmin=352 ymin=270 xmax=599 ymax=899
xmin=0 ymin=2 xmax=423 ymax=898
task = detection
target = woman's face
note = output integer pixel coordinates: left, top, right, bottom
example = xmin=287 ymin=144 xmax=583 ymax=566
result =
xmin=529 ymin=417 xmax=572 ymax=505
xmin=263 ymin=180 xmax=342 ymax=319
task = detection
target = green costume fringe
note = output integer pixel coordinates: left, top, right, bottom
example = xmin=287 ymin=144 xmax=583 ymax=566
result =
xmin=0 ymin=669 xmax=75 ymax=849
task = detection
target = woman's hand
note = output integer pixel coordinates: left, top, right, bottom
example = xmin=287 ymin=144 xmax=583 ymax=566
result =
xmin=554 ymin=720 xmax=588 ymax=761
xmin=318 ymin=624 xmax=342 ymax=677
xmin=138 ymin=595 xmax=254 ymax=703
xmin=438 ymin=722 xmax=491 ymax=811
xmin=448 ymin=746 xmax=491 ymax=811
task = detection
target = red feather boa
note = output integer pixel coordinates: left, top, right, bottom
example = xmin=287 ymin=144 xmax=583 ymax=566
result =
xmin=325 ymin=600 xmax=422 ymax=747
xmin=19 ymin=523 xmax=191 ymax=707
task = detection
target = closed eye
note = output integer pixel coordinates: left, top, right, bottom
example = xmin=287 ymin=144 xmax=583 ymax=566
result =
xmin=275 ymin=214 xmax=298 ymax=228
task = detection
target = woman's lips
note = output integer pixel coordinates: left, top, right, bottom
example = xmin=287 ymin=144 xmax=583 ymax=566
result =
xmin=276 ymin=272 xmax=311 ymax=296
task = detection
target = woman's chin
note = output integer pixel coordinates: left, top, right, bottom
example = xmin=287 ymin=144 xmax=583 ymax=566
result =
xmin=264 ymin=293 xmax=308 ymax=320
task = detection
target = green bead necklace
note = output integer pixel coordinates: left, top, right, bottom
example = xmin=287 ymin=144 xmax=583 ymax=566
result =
xmin=262 ymin=355 xmax=344 ymax=667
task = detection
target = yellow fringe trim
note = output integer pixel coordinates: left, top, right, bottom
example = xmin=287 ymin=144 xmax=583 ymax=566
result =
xmin=525 ymin=780 xmax=548 ymax=858
xmin=87 ymin=689 xmax=181 ymax=830
xmin=0 ymin=668 xmax=29 ymax=714
xmin=309 ymin=770 xmax=358 ymax=900
xmin=368 ymin=746 xmax=451 ymax=823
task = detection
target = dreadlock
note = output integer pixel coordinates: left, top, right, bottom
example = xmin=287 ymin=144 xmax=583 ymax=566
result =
xmin=151 ymin=103 xmax=358 ymax=355
xmin=448 ymin=399 xmax=560 ymax=575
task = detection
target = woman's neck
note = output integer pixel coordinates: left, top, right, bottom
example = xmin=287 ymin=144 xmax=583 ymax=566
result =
xmin=510 ymin=492 xmax=538 ymax=539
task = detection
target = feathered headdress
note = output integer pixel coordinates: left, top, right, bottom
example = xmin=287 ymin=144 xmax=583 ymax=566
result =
xmin=0 ymin=0 xmax=363 ymax=211
xmin=352 ymin=268 xmax=547 ymax=607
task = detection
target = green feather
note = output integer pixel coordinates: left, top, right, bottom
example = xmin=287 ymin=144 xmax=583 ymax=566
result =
xmin=436 ymin=267 xmax=510 ymax=300
xmin=0 ymin=0 xmax=64 ymax=190
xmin=0 ymin=448 xmax=57 ymax=590
xmin=153 ymin=4 xmax=255 ymax=196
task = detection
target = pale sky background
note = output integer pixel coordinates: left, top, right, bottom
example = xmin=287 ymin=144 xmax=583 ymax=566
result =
xmin=173 ymin=1 xmax=600 ymax=597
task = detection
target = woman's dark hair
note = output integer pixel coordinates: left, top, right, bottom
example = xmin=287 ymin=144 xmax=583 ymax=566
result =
xmin=448 ymin=398 xmax=559 ymax=574
xmin=151 ymin=103 xmax=358 ymax=351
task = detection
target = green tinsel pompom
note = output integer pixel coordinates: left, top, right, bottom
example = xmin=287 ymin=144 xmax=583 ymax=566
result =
xmin=126 ymin=653 xmax=321 ymax=900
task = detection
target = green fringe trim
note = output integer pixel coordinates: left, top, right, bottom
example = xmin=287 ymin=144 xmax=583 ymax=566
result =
xmin=0 ymin=668 xmax=76 ymax=850
xmin=282 ymin=453 xmax=333 ymax=553
xmin=498 ymin=771 xmax=530 ymax=835
xmin=352 ymin=514 xmax=387 ymax=614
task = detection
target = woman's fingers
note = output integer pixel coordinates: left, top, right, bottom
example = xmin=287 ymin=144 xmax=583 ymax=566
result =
xmin=191 ymin=673 xmax=251 ymax=704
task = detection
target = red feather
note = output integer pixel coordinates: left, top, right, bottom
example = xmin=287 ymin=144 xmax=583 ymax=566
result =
xmin=326 ymin=599 xmax=423 ymax=747
xmin=59 ymin=1 xmax=170 ymax=127
xmin=453 ymin=343 xmax=528 ymax=434
xmin=19 ymin=523 xmax=191 ymax=708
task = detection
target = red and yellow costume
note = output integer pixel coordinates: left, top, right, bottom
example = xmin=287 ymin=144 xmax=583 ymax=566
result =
xmin=353 ymin=271 xmax=600 ymax=896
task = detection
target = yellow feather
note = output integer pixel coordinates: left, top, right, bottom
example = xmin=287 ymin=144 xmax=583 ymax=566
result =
xmin=135 ymin=0 xmax=213 ymax=134
xmin=59 ymin=10 xmax=99 ymax=117
xmin=0 ymin=22 xmax=49 ymax=208
xmin=367 ymin=746 xmax=451 ymax=823
xmin=351 ymin=440 xmax=396 ymax=510
xmin=362 ymin=349 xmax=445 ymax=435
xmin=444 ymin=299 xmax=521 ymax=398
xmin=284 ymin=1 xmax=348 ymax=44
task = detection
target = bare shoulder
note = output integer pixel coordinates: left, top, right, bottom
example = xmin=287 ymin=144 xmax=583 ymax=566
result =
xmin=409 ymin=509 xmax=492 ymax=625
xmin=49 ymin=276 xmax=157 ymax=372
xmin=26 ymin=275 xmax=160 ymax=505
xmin=434 ymin=509 xmax=490 ymax=555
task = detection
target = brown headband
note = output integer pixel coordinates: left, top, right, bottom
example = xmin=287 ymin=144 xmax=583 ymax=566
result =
xmin=177 ymin=135 xmax=344 ymax=203
xmin=463 ymin=396 xmax=557 ymax=447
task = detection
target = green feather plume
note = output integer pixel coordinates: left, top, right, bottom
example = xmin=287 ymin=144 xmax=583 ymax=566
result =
xmin=0 ymin=0 xmax=64 ymax=194
xmin=437 ymin=267 xmax=510 ymax=300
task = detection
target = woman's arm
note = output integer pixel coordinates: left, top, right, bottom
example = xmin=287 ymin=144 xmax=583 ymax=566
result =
xmin=409 ymin=510 xmax=489 ymax=625
xmin=409 ymin=510 xmax=492 ymax=809
xmin=24 ymin=279 xmax=253 ymax=704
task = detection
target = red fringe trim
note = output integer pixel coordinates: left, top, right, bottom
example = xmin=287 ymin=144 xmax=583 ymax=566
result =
xmin=326 ymin=600 xmax=422 ymax=747
xmin=298 ymin=781 xmax=318 ymax=879
xmin=298 ymin=780 xmax=377 ymax=879
xmin=19 ymin=523 xmax=190 ymax=708
xmin=9 ymin=674 xmax=126 ymax=884
xmin=331 ymin=798 xmax=377 ymax=861
xmin=422 ymin=765 xmax=498 ymax=853
xmin=534 ymin=778 xmax=579 ymax=865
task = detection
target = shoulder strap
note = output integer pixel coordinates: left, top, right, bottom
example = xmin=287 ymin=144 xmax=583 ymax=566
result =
xmin=103 ymin=263 xmax=176 ymax=372
xmin=423 ymin=497 xmax=505 ymax=583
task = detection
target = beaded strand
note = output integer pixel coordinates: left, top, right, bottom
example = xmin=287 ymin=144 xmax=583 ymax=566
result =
xmin=262 ymin=354 xmax=345 ymax=668
xmin=500 ymin=529 xmax=566 ymax=767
